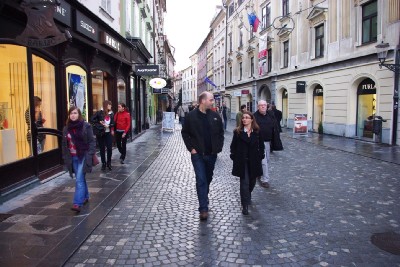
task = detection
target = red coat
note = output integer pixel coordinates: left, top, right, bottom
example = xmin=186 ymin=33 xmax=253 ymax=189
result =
xmin=114 ymin=110 xmax=131 ymax=134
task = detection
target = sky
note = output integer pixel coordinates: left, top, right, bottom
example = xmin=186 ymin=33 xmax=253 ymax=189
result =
xmin=164 ymin=0 xmax=222 ymax=71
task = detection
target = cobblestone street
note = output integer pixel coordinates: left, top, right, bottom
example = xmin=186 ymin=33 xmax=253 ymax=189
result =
xmin=64 ymin=124 xmax=400 ymax=266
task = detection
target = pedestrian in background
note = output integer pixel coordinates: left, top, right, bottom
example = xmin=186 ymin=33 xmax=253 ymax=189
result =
xmin=181 ymin=91 xmax=224 ymax=221
xmin=271 ymin=104 xmax=283 ymax=132
xmin=230 ymin=111 xmax=264 ymax=215
xmin=91 ymin=100 xmax=114 ymax=171
xmin=236 ymin=104 xmax=247 ymax=127
xmin=253 ymin=100 xmax=278 ymax=188
xmin=114 ymin=103 xmax=131 ymax=164
xmin=62 ymin=106 xmax=96 ymax=212
xmin=221 ymin=102 xmax=228 ymax=131
xmin=177 ymin=104 xmax=189 ymax=126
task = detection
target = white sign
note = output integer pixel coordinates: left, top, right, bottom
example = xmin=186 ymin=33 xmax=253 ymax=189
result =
xmin=149 ymin=78 xmax=167 ymax=89
xmin=162 ymin=112 xmax=175 ymax=131
xmin=233 ymin=91 xmax=242 ymax=97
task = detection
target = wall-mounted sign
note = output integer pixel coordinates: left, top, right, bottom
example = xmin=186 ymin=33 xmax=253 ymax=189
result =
xmin=152 ymin=88 xmax=161 ymax=94
xmin=100 ymin=32 xmax=121 ymax=53
xmin=161 ymin=88 xmax=170 ymax=94
xmin=313 ymin=86 xmax=323 ymax=96
xmin=16 ymin=0 xmax=68 ymax=47
xmin=149 ymin=78 xmax=166 ymax=89
xmin=75 ymin=11 xmax=98 ymax=42
xmin=54 ymin=0 xmax=71 ymax=27
xmin=357 ymin=78 xmax=376 ymax=95
xmin=241 ymin=90 xmax=249 ymax=95
xmin=135 ymin=65 xmax=159 ymax=76
xmin=296 ymin=81 xmax=306 ymax=93
xmin=233 ymin=91 xmax=242 ymax=97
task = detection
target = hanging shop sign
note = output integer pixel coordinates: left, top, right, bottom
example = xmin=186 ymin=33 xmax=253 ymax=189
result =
xmin=152 ymin=88 xmax=161 ymax=94
xmin=313 ymin=86 xmax=323 ymax=96
xmin=53 ymin=0 xmax=71 ymax=27
xmin=296 ymin=81 xmax=306 ymax=93
xmin=233 ymin=92 xmax=242 ymax=97
xmin=241 ymin=90 xmax=250 ymax=95
xmin=75 ymin=11 xmax=98 ymax=42
xmin=16 ymin=0 xmax=68 ymax=47
xmin=100 ymin=32 xmax=121 ymax=53
xmin=149 ymin=78 xmax=166 ymax=89
xmin=135 ymin=65 xmax=160 ymax=76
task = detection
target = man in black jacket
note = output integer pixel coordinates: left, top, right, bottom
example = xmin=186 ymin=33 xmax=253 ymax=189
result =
xmin=253 ymin=100 xmax=276 ymax=189
xmin=181 ymin=92 xmax=224 ymax=220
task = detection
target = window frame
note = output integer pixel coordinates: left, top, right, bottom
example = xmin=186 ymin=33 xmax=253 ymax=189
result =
xmin=283 ymin=41 xmax=289 ymax=68
xmin=282 ymin=0 xmax=289 ymax=16
xmin=267 ymin=48 xmax=272 ymax=73
xmin=315 ymin=24 xmax=324 ymax=58
xmin=361 ymin=0 xmax=377 ymax=44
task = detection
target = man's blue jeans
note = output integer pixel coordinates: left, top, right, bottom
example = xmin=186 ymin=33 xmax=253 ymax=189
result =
xmin=72 ymin=156 xmax=89 ymax=206
xmin=191 ymin=153 xmax=217 ymax=212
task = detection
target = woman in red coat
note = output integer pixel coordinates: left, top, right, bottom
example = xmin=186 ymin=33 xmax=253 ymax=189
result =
xmin=114 ymin=103 xmax=131 ymax=164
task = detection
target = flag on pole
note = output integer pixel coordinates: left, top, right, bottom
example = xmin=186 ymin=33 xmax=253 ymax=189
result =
xmin=205 ymin=77 xmax=217 ymax=88
xmin=247 ymin=12 xmax=260 ymax=32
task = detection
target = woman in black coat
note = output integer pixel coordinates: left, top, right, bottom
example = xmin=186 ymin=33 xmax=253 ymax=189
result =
xmin=230 ymin=111 xmax=265 ymax=215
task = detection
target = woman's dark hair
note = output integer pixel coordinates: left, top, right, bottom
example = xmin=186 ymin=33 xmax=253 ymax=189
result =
xmin=103 ymin=100 xmax=112 ymax=113
xmin=118 ymin=102 xmax=129 ymax=112
xmin=66 ymin=106 xmax=83 ymax=124
xmin=34 ymin=96 xmax=42 ymax=107
xmin=234 ymin=111 xmax=260 ymax=134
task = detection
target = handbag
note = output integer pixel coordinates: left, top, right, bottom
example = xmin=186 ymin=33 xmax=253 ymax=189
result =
xmin=92 ymin=154 xmax=100 ymax=166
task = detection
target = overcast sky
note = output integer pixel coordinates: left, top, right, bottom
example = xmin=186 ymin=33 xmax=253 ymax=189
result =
xmin=165 ymin=0 xmax=222 ymax=71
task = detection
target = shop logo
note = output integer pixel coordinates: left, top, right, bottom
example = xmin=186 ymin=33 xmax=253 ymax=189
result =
xmin=16 ymin=0 xmax=69 ymax=48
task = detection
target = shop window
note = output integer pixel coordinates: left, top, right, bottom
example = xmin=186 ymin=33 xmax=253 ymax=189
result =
xmin=32 ymin=55 xmax=58 ymax=153
xmin=357 ymin=78 xmax=376 ymax=138
xmin=91 ymin=70 xmax=108 ymax=113
xmin=66 ymin=65 xmax=88 ymax=120
xmin=0 ymin=44 xmax=29 ymax=164
xmin=117 ymin=78 xmax=126 ymax=104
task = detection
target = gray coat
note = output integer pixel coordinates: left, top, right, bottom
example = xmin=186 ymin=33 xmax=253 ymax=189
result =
xmin=62 ymin=122 xmax=96 ymax=177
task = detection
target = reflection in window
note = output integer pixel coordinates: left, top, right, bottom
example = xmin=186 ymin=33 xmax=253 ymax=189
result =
xmin=117 ymin=78 xmax=126 ymax=104
xmin=91 ymin=70 xmax=108 ymax=113
xmin=32 ymin=55 xmax=58 ymax=153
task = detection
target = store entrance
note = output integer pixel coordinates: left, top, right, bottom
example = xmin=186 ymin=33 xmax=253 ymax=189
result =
xmin=356 ymin=78 xmax=376 ymax=139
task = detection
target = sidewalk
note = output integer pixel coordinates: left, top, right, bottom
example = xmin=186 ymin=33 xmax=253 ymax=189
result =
xmin=0 ymin=124 xmax=172 ymax=267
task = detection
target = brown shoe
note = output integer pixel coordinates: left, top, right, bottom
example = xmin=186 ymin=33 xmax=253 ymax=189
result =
xmin=260 ymin=182 xmax=270 ymax=188
xmin=199 ymin=211 xmax=208 ymax=220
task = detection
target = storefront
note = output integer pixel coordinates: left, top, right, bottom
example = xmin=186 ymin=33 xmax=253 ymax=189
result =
xmin=0 ymin=0 xmax=135 ymax=196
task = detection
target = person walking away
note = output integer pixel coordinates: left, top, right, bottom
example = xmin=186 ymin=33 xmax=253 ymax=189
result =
xmin=221 ymin=102 xmax=228 ymax=131
xmin=62 ymin=106 xmax=96 ymax=212
xmin=271 ymin=104 xmax=283 ymax=132
xmin=91 ymin=100 xmax=114 ymax=171
xmin=114 ymin=103 xmax=131 ymax=164
xmin=181 ymin=92 xmax=224 ymax=221
xmin=253 ymin=100 xmax=277 ymax=188
xmin=236 ymin=104 xmax=247 ymax=127
xmin=230 ymin=111 xmax=264 ymax=215
xmin=178 ymin=105 xmax=189 ymax=126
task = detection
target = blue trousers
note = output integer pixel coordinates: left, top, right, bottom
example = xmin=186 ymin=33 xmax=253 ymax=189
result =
xmin=72 ymin=156 xmax=89 ymax=206
xmin=191 ymin=153 xmax=217 ymax=212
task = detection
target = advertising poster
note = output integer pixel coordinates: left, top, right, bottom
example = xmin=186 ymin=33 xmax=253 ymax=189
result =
xmin=162 ymin=112 xmax=175 ymax=131
xmin=68 ymin=73 xmax=87 ymax=119
xmin=293 ymin=114 xmax=308 ymax=135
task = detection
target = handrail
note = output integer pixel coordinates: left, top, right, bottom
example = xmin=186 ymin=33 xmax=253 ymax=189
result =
xmin=37 ymin=128 xmax=63 ymax=138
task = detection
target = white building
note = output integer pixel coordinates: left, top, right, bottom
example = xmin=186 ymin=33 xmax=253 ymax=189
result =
xmin=77 ymin=0 xmax=121 ymax=32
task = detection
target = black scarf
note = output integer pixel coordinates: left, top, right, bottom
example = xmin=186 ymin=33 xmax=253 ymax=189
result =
xmin=67 ymin=120 xmax=89 ymax=158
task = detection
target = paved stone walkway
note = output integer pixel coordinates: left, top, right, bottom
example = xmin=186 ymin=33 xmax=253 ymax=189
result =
xmin=65 ymin=124 xmax=400 ymax=266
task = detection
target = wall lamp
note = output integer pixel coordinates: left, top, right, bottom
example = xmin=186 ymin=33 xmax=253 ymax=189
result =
xmin=376 ymin=42 xmax=400 ymax=73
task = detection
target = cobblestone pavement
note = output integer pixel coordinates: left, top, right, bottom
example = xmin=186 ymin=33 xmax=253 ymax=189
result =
xmin=65 ymin=123 xmax=400 ymax=267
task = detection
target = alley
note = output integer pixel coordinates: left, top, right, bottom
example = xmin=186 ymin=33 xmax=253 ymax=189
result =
xmin=64 ymin=125 xmax=400 ymax=266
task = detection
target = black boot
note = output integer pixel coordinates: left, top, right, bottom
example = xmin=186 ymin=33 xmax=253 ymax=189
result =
xmin=101 ymin=163 xmax=106 ymax=171
xmin=242 ymin=205 xmax=249 ymax=215
xmin=107 ymin=162 xmax=112 ymax=171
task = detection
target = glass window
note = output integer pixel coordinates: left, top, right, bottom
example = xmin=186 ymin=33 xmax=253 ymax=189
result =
xmin=239 ymin=62 xmax=243 ymax=80
xmin=283 ymin=41 xmax=289 ymax=68
xmin=250 ymin=57 xmax=254 ymax=76
xmin=117 ymin=78 xmax=126 ymax=104
xmin=315 ymin=24 xmax=324 ymax=58
xmin=262 ymin=4 xmax=271 ymax=30
xmin=0 ymin=45 xmax=30 ymax=164
xmin=91 ymin=70 xmax=108 ymax=113
xmin=32 ymin=55 xmax=58 ymax=154
xmin=66 ymin=65 xmax=88 ymax=120
xmin=101 ymin=0 xmax=111 ymax=14
xmin=267 ymin=48 xmax=272 ymax=72
xmin=362 ymin=0 xmax=377 ymax=44
xmin=282 ymin=0 xmax=289 ymax=16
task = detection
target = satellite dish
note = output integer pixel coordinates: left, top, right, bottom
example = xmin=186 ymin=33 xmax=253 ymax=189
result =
xmin=149 ymin=78 xmax=167 ymax=89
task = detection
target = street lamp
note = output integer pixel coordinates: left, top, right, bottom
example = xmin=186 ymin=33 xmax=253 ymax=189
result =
xmin=375 ymin=42 xmax=400 ymax=73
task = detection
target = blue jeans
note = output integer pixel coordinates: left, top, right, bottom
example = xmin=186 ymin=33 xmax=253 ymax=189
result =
xmin=223 ymin=118 xmax=227 ymax=130
xmin=191 ymin=153 xmax=217 ymax=212
xmin=72 ymin=156 xmax=89 ymax=206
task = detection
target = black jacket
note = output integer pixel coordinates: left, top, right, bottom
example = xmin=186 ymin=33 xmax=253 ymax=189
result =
xmin=90 ymin=110 xmax=115 ymax=136
xmin=230 ymin=130 xmax=264 ymax=178
xmin=181 ymin=108 xmax=224 ymax=155
xmin=253 ymin=110 xmax=275 ymax=142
